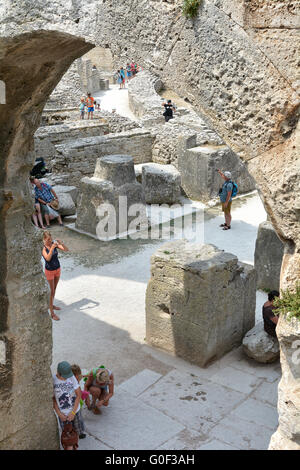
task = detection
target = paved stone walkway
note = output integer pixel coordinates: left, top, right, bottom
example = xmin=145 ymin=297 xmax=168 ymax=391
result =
xmin=51 ymin=193 xmax=279 ymax=450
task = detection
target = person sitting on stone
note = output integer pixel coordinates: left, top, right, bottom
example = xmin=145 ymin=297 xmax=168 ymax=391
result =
xmin=217 ymin=169 xmax=233 ymax=230
xmin=32 ymin=177 xmax=63 ymax=227
xmin=263 ymin=290 xmax=280 ymax=338
xmin=162 ymin=99 xmax=175 ymax=122
xmin=84 ymin=366 xmax=114 ymax=415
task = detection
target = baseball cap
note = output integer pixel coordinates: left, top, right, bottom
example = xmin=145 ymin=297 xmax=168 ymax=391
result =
xmin=57 ymin=361 xmax=73 ymax=379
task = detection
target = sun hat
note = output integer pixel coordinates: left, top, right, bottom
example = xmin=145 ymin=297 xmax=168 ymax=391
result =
xmin=57 ymin=361 xmax=73 ymax=379
xmin=224 ymin=171 xmax=232 ymax=179
xmin=49 ymin=199 xmax=59 ymax=210
xmin=96 ymin=368 xmax=110 ymax=384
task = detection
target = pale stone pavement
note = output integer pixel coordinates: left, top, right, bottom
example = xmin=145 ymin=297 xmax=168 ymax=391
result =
xmin=50 ymin=193 xmax=280 ymax=450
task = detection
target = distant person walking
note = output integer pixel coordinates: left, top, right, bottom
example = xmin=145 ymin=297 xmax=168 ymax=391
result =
xmin=120 ymin=67 xmax=126 ymax=88
xmin=263 ymin=291 xmax=279 ymax=338
xmin=162 ymin=99 xmax=175 ymax=122
xmin=86 ymin=92 xmax=95 ymax=120
xmin=42 ymin=231 xmax=69 ymax=321
xmin=126 ymin=63 xmax=132 ymax=82
xmin=79 ymin=97 xmax=86 ymax=120
xmin=217 ymin=169 xmax=233 ymax=230
xmin=117 ymin=69 xmax=123 ymax=89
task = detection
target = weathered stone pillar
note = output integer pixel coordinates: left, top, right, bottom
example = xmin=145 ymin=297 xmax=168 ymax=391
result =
xmin=0 ymin=31 xmax=93 ymax=449
xmin=146 ymin=240 xmax=256 ymax=367
xmin=76 ymin=155 xmax=148 ymax=239
xmin=269 ymin=317 xmax=300 ymax=450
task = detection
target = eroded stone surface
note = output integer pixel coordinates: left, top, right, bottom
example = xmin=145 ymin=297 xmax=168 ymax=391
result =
xmin=243 ymin=322 xmax=280 ymax=364
xmin=141 ymin=163 xmax=181 ymax=204
xmin=254 ymin=221 xmax=284 ymax=292
xmin=146 ymin=240 xmax=256 ymax=366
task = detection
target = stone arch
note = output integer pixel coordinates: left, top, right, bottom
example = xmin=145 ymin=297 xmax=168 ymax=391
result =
xmin=0 ymin=0 xmax=299 ymax=450
xmin=0 ymin=30 xmax=93 ymax=449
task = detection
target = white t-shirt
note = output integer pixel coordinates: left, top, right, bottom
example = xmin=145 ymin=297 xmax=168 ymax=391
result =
xmin=53 ymin=374 xmax=80 ymax=416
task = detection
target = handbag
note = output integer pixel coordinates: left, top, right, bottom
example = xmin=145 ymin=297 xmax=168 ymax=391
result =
xmin=61 ymin=421 xmax=79 ymax=450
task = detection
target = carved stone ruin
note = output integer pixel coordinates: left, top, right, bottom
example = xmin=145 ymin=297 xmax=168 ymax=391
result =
xmin=146 ymin=240 xmax=256 ymax=367
xmin=75 ymin=155 xmax=148 ymax=240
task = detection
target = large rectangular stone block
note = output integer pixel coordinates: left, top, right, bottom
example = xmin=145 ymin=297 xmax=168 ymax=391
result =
xmin=178 ymin=144 xmax=255 ymax=201
xmin=146 ymin=240 xmax=256 ymax=367
xmin=254 ymin=221 xmax=284 ymax=291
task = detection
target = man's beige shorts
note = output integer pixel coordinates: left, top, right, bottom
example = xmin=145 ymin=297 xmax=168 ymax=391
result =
xmin=222 ymin=201 xmax=232 ymax=214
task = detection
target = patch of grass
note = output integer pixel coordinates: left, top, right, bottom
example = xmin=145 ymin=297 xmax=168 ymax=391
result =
xmin=163 ymin=250 xmax=171 ymax=255
xmin=182 ymin=0 xmax=202 ymax=19
xmin=273 ymin=283 xmax=300 ymax=321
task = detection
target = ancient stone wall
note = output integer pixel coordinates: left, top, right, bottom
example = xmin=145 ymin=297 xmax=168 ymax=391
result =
xmin=0 ymin=26 xmax=94 ymax=449
xmin=34 ymin=120 xmax=109 ymax=163
xmin=52 ymin=129 xmax=154 ymax=186
xmin=0 ymin=0 xmax=299 ymax=450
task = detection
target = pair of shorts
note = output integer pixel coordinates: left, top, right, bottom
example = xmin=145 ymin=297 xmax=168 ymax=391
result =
xmin=45 ymin=267 xmax=61 ymax=281
xmin=222 ymin=201 xmax=232 ymax=214
xmin=87 ymin=107 xmax=94 ymax=112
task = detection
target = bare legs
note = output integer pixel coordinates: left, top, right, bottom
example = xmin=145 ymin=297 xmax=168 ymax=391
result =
xmin=225 ymin=211 xmax=232 ymax=227
xmin=32 ymin=204 xmax=46 ymax=229
xmin=47 ymin=274 xmax=60 ymax=320
xmin=88 ymin=386 xmax=110 ymax=413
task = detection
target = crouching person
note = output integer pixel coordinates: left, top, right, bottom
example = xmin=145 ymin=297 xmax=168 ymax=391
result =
xmin=53 ymin=361 xmax=85 ymax=450
xmin=84 ymin=367 xmax=114 ymax=415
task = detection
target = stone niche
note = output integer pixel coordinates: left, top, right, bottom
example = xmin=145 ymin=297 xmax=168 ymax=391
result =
xmin=75 ymin=155 xmax=148 ymax=239
xmin=254 ymin=221 xmax=284 ymax=292
xmin=178 ymin=144 xmax=255 ymax=201
xmin=146 ymin=240 xmax=256 ymax=367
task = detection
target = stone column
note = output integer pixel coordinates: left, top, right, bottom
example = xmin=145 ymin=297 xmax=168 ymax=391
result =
xmin=0 ymin=30 xmax=93 ymax=450
xmin=146 ymin=240 xmax=256 ymax=367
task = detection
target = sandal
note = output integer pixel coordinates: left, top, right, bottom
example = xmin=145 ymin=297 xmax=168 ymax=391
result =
xmin=222 ymin=225 xmax=231 ymax=230
xmin=51 ymin=313 xmax=60 ymax=321
xmin=220 ymin=223 xmax=227 ymax=227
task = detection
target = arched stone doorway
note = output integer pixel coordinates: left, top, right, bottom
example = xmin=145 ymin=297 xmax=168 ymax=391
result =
xmin=0 ymin=0 xmax=299 ymax=449
xmin=0 ymin=30 xmax=93 ymax=449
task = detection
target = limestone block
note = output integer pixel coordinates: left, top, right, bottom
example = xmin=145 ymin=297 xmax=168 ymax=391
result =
xmin=76 ymin=155 xmax=148 ymax=238
xmin=146 ymin=240 xmax=256 ymax=367
xmin=141 ymin=163 xmax=181 ymax=204
xmin=52 ymin=185 xmax=78 ymax=204
xmin=254 ymin=221 xmax=284 ymax=292
xmin=242 ymin=322 xmax=280 ymax=364
xmin=94 ymin=155 xmax=136 ymax=187
xmin=178 ymin=144 xmax=255 ymax=201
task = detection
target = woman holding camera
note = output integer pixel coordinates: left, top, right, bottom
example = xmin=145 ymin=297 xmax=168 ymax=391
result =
xmin=42 ymin=231 xmax=69 ymax=321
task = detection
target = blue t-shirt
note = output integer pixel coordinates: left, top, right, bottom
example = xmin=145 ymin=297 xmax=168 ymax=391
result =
xmin=219 ymin=181 xmax=233 ymax=203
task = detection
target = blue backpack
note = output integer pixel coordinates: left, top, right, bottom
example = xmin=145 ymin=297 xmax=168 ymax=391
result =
xmin=225 ymin=180 xmax=238 ymax=198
